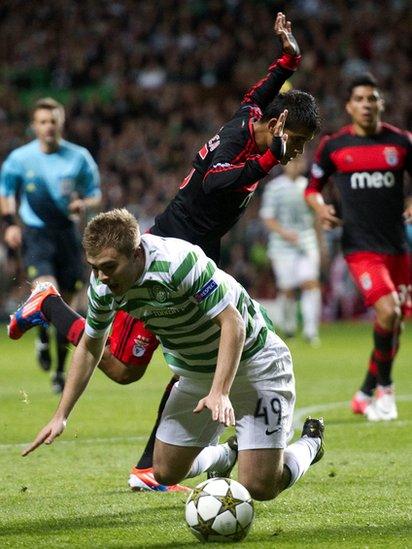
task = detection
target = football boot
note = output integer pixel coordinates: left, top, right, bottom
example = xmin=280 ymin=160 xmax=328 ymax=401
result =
xmin=8 ymin=282 xmax=59 ymax=340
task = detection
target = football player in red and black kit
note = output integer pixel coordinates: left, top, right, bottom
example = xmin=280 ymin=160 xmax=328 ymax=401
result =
xmin=305 ymin=73 xmax=412 ymax=422
xmin=8 ymin=13 xmax=321 ymax=490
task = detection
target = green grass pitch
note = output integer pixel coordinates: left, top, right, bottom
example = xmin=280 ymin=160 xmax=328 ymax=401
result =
xmin=0 ymin=322 xmax=411 ymax=548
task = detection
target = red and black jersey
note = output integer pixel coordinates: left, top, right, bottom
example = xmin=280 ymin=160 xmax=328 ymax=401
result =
xmin=306 ymin=123 xmax=412 ymax=255
xmin=151 ymin=53 xmax=300 ymax=263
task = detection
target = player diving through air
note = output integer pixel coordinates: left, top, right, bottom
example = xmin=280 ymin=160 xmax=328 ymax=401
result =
xmin=8 ymin=12 xmax=321 ymax=492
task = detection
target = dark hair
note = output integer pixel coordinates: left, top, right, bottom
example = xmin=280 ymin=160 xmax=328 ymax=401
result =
xmin=346 ymin=73 xmax=379 ymax=101
xmin=261 ymin=90 xmax=321 ymax=135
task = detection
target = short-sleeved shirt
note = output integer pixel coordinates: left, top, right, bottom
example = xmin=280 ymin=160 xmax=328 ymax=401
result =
xmin=260 ymin=174 xmax=318 ymax=258
xmin=306 ymin=123 xmax=412 ymax=255
xmin=0 ymin=139 xmax=100 ymax=229
xmin=85 ymin=234 xmax=279 ymax=379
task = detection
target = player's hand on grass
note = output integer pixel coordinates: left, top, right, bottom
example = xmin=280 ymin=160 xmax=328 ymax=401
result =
xmin=316 ymin=204 xmax=342 ymax=230
xmin=193 ymin=393 xmax=235 ymax=427
xmin=4 ymin=225 xmax=22 ymax=249
xmin=22 ymin=417 xmax=67 ymax=457
xmin=274 ymin=12 xmax=300 ymax=57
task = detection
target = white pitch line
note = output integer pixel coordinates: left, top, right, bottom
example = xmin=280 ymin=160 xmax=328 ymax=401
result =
xmin=1 ymin=395 xmax=411 ymax=451
xmin=293 ymin=393 xmax=412 ymax=429
xmin=293 ymin=400 xmax=348 ymax=427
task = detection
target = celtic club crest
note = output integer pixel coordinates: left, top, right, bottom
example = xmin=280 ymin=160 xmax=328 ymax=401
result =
xmin=149 ymin=284 xmax=169 ymax=303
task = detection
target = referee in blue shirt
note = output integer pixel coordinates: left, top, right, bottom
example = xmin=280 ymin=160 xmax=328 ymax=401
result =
xmin=0 ymin=98 xmax=101 ymax=392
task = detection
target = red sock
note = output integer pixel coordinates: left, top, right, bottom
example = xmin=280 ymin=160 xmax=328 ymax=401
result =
xmin=42 ymin=296 xmax=85 ymax=346
xmin=67 ymin=317 xmax=86 ymax=346
xmin=372 ymin=322 xmax=396 ymax=387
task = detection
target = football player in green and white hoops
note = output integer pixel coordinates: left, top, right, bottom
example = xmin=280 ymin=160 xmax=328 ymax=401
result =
xmin=23 ymin=208 xmax=324 ymax=502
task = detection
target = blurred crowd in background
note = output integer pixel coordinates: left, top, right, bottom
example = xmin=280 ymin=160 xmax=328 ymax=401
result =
xmin=0 ymin=0 xmax=411 ymax=320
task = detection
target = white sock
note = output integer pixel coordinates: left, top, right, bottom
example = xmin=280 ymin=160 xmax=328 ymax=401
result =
xmin=273 ymin=294 xmax=286 ymax=328
xmin=185 ymin=443 xmax=236 ymax=479
xmin=283 ymin=436 xmax=320 ymax=487
xmin=301 ymin=288 xmax=321 ymax=340
xmin=284 ymin=296 xmax=297 ymax=335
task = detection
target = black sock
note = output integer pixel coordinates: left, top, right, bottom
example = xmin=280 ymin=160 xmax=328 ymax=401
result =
xmin=372 ymin=323 xmax=395 ymax=387
xmin=38 ymin=325 xmax=49 ymax=345
xmin=360 ymin=363 xmax=377 ymax=396
xmin=42 ymin=295 xmax=83 ymax=342
xmin=136 ymin=375 xmax=179 ymax=469
xmin=37 ymin=325 xmax=52 ymax=370
xmin=56 ymin=332 xmax=69 ymax=374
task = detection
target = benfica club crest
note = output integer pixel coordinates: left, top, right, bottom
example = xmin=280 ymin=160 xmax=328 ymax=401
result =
xmin=132 ymin=335 xmax=151 ymax=358
xmin=360 ymin=272 xmax=372 ymax=291
xmin=383 ymin=147 xmax=399 ymax=167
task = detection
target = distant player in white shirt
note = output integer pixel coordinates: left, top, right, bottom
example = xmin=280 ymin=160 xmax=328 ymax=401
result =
xmin=22 ymin=208 xmax=325 ymax=502
xmin=260 ymin=157 xmax=322 ymax=344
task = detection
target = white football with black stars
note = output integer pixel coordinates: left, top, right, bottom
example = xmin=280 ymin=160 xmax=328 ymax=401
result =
xmin=185 ymin=477 xmax=254 ymax=543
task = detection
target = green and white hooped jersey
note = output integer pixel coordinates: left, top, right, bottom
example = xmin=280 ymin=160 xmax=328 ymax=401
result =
xmin=85 ymin=234 xmax=278 ymax=378
xmin=260 ymin=175 xmax=318 ymax=258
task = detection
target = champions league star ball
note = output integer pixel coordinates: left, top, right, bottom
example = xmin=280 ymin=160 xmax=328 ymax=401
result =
xmin=185 ymin=478 xmax=254 ymax=543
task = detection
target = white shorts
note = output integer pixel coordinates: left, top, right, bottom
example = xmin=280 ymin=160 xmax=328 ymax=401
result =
xmin=156 ymin=347 xmax=295 ymax=450
xmin=271 ymin=249 xmax=320 ymax=290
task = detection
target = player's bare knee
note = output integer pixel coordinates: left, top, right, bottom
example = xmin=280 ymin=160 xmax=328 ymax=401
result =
xmin=301 ymin=280 xmax=319 ymax=291
xmin=152 ymin=466 xmax=181 ymax=486
xmin=376 ymin=300 xmax=400 ymax=329
xmin=242 ymin=475 xmax=283 ymax=501
xmin=152 ymin=469 xmax=168 ymax=485
xmin=245 ymin=480 xmax=279 ymax=501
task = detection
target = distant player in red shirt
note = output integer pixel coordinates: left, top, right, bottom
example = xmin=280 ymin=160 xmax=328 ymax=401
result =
xmin=305 ymin=73 xmax=412 ymax=421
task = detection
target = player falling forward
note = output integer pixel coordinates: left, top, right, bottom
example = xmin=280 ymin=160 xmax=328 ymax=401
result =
xmin=22 ymin=209 xmax=325 ymax=504
xmin=9 ymin=12 xmax=321 ymax=491
xmin=305 ymin=73 xmax=412 ymax=421
xmin=0 ymin=97 xmax=101 ymax=393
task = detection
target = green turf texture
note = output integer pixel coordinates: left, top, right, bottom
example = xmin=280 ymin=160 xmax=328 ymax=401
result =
xmin=0 ymin=322 xmax=411 ymax=548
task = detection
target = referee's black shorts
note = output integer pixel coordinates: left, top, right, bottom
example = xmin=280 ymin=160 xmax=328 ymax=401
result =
xmin=22 ymin=224 xmax=85 ymax=292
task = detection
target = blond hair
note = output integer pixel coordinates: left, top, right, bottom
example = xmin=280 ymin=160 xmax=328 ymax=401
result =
xmin=32 ymin=97 xmax=65 ymax=124
xmin=83 ymin=209 xmax=141 ymax=257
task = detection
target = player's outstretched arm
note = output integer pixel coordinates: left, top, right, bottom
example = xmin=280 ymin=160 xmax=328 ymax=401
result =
xmin=193 ymin=305 xmax=245 ymax=427
xmin=240 ymin=12 xmax=300 ymax=111
xmin=21 ymin=418 xmax=67 ymax=456
xmin=274 ymin=11 xmax=300 ymax=56
xmin=22 ymin=333 xmax=105 ymax=456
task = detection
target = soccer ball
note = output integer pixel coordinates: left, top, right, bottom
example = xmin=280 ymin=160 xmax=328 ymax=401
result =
xmin=185 ymin=477 xmax=254 ymax=543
